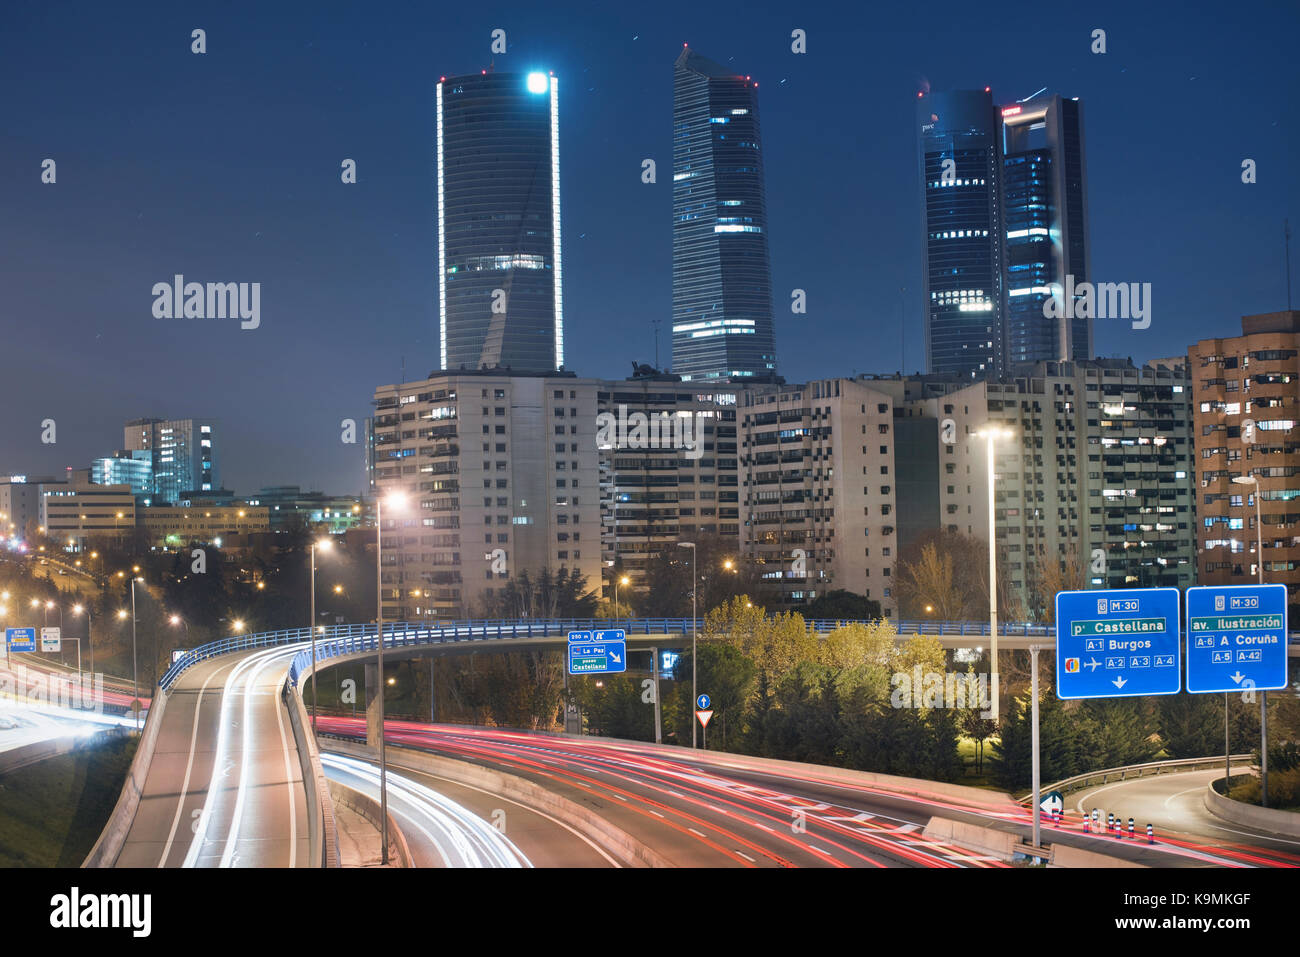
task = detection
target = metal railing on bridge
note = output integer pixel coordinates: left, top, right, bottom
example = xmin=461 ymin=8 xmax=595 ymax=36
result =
xmin=158 ymin=616 xmax=1300 ymax=693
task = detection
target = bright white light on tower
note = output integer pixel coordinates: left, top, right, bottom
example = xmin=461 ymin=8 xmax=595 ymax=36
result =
xmin=527 ymin=72 xmax=549 ymax=94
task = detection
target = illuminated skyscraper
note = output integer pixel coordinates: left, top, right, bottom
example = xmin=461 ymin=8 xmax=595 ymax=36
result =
xmin=1000 ymin=94 xmax=1092 ymax=366
xmin=671 ymin=47 xmax=778 ymax=383
xmin=436 ymin=71 xmax=563 ymax=372
xmin=917 ymin=89 xmax=1003 ymax=380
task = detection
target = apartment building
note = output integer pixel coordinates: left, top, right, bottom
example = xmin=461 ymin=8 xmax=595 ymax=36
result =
xmin=738 ymin=378 xmax=899 ymax=616
xmin=986 ymin=358 xmax=1194 ymax=616
xmin=1190 ymin=310 xmax=1300 ymax=587
xmin=371 ymin=370 xmax=603 ymax=620
xmin=597 ymin=371 xmax=741 ymax=587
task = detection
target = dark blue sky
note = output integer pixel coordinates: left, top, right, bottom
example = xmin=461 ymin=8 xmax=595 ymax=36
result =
xmin=2 ymin=0 xmax=1296 ymax=494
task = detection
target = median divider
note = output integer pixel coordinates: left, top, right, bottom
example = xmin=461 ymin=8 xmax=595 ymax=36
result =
xmin=83 ymin=695 xmax=167 ymax=868
xmin=327 ymin=778 xmax=412 ymax=867
xmin=323 ymin=737 xmax=674 ymax=868
xmin=282 ymin=679 xmax=340 ymax=867
xmin=1205 ymin=777 xmax=1300 ymax=838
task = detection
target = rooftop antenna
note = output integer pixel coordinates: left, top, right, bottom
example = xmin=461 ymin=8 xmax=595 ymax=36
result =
xmin=652 ymin=319 xmax=662 ymax=369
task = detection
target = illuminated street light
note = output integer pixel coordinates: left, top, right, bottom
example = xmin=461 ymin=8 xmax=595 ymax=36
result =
xmin=375 ymin=490 xmax=408 ymax=863
xmin=309 ymin=537 xmax=334 ymax=734
xmin=973 ymin=425 xmax=1016 ymax=722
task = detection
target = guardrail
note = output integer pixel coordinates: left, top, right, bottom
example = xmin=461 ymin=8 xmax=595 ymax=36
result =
xmin=1020 ymin=753 xmax=1255 ymax=802
xmin=161 ymin=616 xmax=1038 ymax=691
xmin=161 ymin=616 xmax=1300 ymax=692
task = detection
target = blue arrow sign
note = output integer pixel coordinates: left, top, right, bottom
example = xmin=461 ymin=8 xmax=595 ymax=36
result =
xmin=1185 ymin=584 xmax=1288 ymax=694
xmin=696 ymin=693 xmax=711 ymax=710
xmin=567 ymin=638 xmax=627 ymax=675
xmin=5 ymin=627 xmax=36 ymax=652
xmin=1056 ymin=588 xmax=1181 ymax=699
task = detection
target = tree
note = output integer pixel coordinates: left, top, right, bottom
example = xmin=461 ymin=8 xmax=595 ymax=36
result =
xmin=990 ymin=690 xmax=1083 ymax=790
xmin=1157 ymin=692 xmax=1225 ymax=758
xmin=1079 ymin=699 xmax=1159 ymax=769
xmin=483 ymin=568 xmax=598 ymax=619
xmin=1028 ymin=545 xmax=1087 ymax=623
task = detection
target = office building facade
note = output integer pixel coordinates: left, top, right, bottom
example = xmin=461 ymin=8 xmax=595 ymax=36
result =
xmin=918 ymin=89 xmax=1004 ymax=380
xmin=672 ymin=47 xmax=778 ymax=383
xmin=1000 ymin=94 xmax=1091 ymax=367
xmin=90 ymin=450 xmax=154 ymax=497
xmin=123 ymin=417 xmax=218 ymax=504
xmin=1190 ymin=310 xmax=1300 ymax=588
xmin=436 ymin=71 xmax=563 ymax=373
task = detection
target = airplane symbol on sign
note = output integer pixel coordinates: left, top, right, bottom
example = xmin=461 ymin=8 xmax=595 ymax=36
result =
xmin=1084 ymin=658 xmax=1101 ymax=672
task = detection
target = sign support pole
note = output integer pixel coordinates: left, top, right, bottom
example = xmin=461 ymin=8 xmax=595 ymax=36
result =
xmin=651 ymin=646 xmax=662 ymax=745
xmin=1261 ymin=691 xmax=1269 ymax=808
xmin=1031 ymin=643 xmax=1041 ymax=856
xmin=1225 ymin=692 xmax=1230 ymax=790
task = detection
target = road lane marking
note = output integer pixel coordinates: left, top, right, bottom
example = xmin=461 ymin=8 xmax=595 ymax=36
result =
xmin=158 ymin=660 xmax=235 ymax=867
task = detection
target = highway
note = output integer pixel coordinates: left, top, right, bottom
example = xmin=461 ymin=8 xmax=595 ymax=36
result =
xmin=1070 ymin=765 xmax=1300 ymax=867
xmin=112 ymin=644 xmax=310 ymax=867
xmin=317 ymin=718 xmax=1025 ymax=868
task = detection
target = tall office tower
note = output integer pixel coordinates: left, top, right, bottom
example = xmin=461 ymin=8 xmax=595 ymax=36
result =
xmin=1190 ymin=310 xmax=1300 ymax=588
xmin=671 ymin=47 xmax=778 ymax=383
xmin=436 ymin=71 xmax=563 ymax=373
xmin=123 ymin=418 xmax=218 ymax=504
xmin=1000 ymin=94 xmax=1091 ymax=367
xmin=918 ymin=89 xmax=1003 ymax=380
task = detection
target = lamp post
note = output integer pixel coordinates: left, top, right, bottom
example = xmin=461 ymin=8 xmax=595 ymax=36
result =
xmin=310 ymin=537 xmax=333 ymax=735
xmin=376 ymin=490 xmax=407 ymax=864
xmin=614 ymin=574 xmax=629 ymax=619
xmin=169 ymin=614 xmax=189 ymax=680
xmin=119 ymin=576 xmax=143 ymax=731
xmin=975 ymin=426 xmax=1015 ymax=723
xmin=1232 ymin=473 xmax=1269 ymax=806
xmin=678 ymin=541 xmax=697 ymax=748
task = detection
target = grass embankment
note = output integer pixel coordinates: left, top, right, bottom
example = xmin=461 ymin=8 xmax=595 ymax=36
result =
xmin=0 ymin=733 xmax=137 ymax=866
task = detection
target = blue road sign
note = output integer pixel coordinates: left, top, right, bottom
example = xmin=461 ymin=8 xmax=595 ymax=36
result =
xmin=1056 ymin=588 xmax=1181 ymax=699
xmin=1185 ymin=584 xmax=1288 ymax=694
xmin=696 ymin=693 xmax=711 ymax=710
xmin=5 ymin=627 xmax=36 ymax=652
xmin=567 ymin=630 xmax=627 ymax=675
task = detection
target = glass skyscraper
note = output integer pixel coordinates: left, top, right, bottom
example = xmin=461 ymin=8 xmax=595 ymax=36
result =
xmin=917 ymin=89 xmax=1003 ymax=380
xmin=1001 ymin=94 xmax=1091 ymax=366
xmin=671 ymin=47 xmax=777 ymax=383
xmin=123 ymin=417 xmax=218 ymax=504
xmin=436 ymin=71 xmax=563 ymax=373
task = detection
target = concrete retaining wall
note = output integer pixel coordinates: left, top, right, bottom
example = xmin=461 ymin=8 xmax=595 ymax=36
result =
xmin=923 ymin=816 xmax=1022 ymax=861
xmin=1205 ymin=778 xmax=1300 ymax=838
xmin=83 ymin=695 xmax=167 ymax=868
xmin=282 ymin=679 xmax=339 ymax=867
xmin=327 ymin=778 xmax=412 ymax=867
xmin=1052 ymin=843 xmax=1146 ymax=868
xmin=324 ymin=737 xmax=674 ymax=867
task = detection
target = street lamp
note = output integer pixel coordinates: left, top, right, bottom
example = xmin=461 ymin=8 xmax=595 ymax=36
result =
xmin=310 ymin=537 xmax=333 ymax=734
xmin=376 ymin=489 xmax=408 ymax=864
xmin=1232 ymin=473 xmax=1269 ymax=805
xmin=974 ymin=426 xmax=1015 ymax=723
xmin=614 ymin=574 xmax=629 ymax=619
xmin=678 ymin=541 xmax=698 ymax=748
xmin=73 ymin=604 xmax=94 ymax=676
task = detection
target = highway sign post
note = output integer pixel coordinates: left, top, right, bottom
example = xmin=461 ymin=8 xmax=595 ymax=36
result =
xmin=1055 ymin=588 xmax=1182 ymax=699
xmin=6 ymin=626 xmax=36 ymax=653
xmin=1185 ymin=584 xmax=1288 ymax=693
xmin=567 ymin=629 xmax=628 ymax=676
xmin=696 ymin=709 xmax=713 ymax=749
xmin=1186 ymin=584 xmax=1288 ymax=807
xmin=40 ymin=627 xmax=61 ymax=652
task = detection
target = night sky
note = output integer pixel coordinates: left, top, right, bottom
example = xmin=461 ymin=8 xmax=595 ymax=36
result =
xmin=2 ymin=1 xmax=1295 ymax=495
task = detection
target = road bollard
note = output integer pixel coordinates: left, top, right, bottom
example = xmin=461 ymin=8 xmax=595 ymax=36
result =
xmin=1146 ymin=823 xmax=1154 ymax=845
xmin=1128 ymin=817 xmax=1135 ymax=840
xmin=1084 ymin=812 xmax=1091 ymax=833
xmin=1107 ymin=812 xmax=1114 ymax=833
